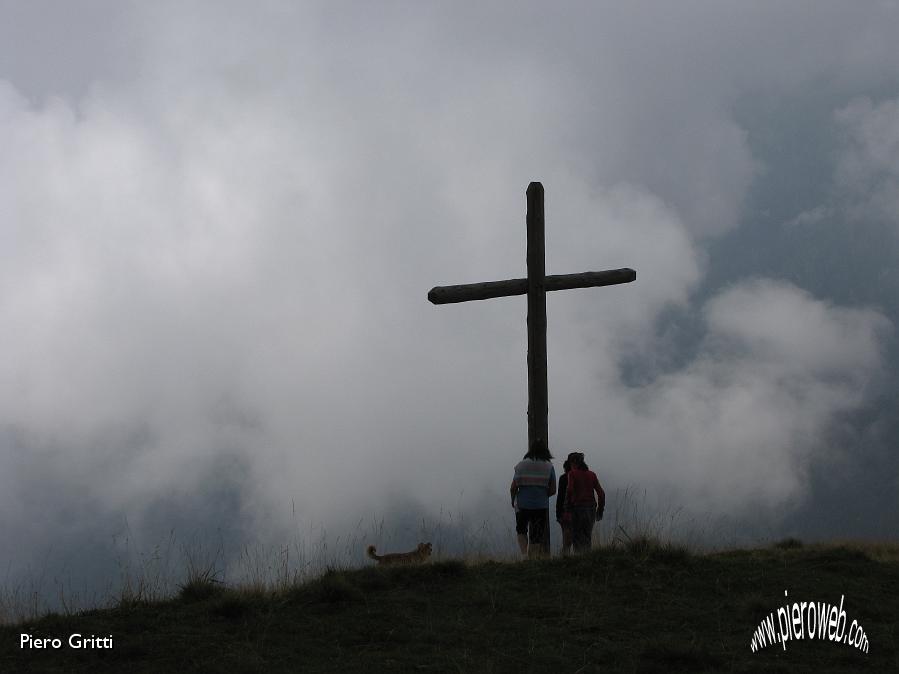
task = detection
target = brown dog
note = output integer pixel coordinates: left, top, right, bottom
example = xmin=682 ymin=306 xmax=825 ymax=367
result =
xmin=366 ymin=542 xmax=432 ymax=565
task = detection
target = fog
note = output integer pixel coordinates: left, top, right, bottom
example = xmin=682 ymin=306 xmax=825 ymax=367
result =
xmin=1 ymin=1 xmax=897 ymax=609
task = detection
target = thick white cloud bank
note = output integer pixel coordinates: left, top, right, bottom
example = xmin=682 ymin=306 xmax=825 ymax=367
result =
xmin=0 ymin=2 xmax=897 ymax=601
xmin=617 ymin=281 xmax=887 ymax=512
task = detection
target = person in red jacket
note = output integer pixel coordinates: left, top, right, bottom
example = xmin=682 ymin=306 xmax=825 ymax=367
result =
xmin=564 ymin=452 xmax=605 ymax=553
xmin=555 ymin=457 xmax=574 ymax=555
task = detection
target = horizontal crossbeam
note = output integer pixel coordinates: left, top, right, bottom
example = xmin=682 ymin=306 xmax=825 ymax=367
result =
xmin=427 ymin=268 xmax=636 ymax=305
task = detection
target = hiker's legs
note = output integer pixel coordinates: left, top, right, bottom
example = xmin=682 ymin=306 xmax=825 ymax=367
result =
xmin=571 ymin=515 xmax=585 ymax=552
xmin=515 ymin=511 xmax=529 ymax=556
xmin=572 ymin=507 xmax=593 ymax=552
xmin=517 ymin=508 xmax=551 ymax=558
xmin=561 ymin=522 xmax=573 ymax=555
xmin=528 ymin=509 xmax=550 ymax=558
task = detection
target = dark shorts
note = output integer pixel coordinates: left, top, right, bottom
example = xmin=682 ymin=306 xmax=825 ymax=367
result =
xmin=515 ymin=508 xmax=550 ymax=546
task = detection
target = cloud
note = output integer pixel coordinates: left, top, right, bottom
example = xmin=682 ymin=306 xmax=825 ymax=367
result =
xmin=783 ymin=206 xmax=830 ymax=228
xmin=0 ymin=2 xmax=898 ymax=606
xmin=591 ymin=280 xmax=890 ymax=516
xmin=835 ymin=96 xmax=899 ymax=228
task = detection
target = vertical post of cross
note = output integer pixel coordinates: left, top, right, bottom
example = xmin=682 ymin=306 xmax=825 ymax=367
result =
xmin=526 ymin=182 xmax=548 ymax=452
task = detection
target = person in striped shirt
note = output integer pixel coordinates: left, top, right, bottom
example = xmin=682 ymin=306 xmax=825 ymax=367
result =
xmin=510 ymin=438 xmax=556 ymax=558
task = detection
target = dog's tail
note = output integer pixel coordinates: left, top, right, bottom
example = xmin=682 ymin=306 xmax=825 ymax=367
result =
xmin=366 ymin=545 xmax=380 ymax=561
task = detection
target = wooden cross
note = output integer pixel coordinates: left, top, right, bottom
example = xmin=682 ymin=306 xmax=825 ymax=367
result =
xmin=428 ymin=182 xmax=636 ymax=451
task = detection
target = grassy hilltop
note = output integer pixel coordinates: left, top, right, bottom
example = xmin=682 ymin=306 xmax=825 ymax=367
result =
xmin=1 ymin=538 xmax=897 ymax=673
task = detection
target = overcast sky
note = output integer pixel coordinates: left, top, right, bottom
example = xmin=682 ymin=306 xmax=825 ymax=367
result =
xmin=2 ymin=1 xmax=898 ymax=607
